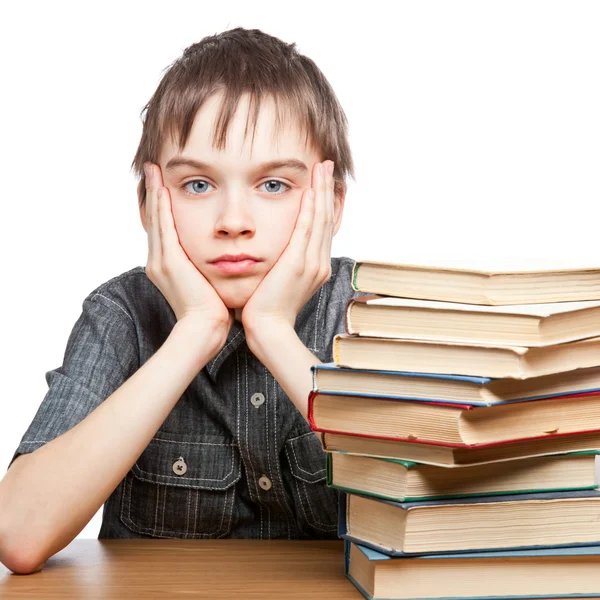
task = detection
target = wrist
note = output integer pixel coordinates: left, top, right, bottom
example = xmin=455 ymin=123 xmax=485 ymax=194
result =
xmin=172 ymin=315 xmax=230 ymax=356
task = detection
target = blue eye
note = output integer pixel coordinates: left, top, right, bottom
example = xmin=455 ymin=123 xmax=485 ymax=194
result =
xmin=181 ymin=179 xmax=291 ymax=197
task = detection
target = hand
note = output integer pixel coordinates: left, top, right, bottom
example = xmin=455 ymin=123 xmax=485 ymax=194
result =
xmin=241 ymin=160 xmax=335 ymax=335
xmin=143 ymin=162 xmax=234 ymax=335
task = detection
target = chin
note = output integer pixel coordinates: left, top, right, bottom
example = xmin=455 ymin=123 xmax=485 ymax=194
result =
xmin=212 ymin=279 xmax=258 ymax=310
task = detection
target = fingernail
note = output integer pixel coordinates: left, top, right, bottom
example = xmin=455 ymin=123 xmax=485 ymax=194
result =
xmin=144 ymin=163 xmax=152 ymax=180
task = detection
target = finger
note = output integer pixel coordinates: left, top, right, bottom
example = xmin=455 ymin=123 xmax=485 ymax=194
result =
xmin=320 ymin=161 xmax=335 ymax=263
xmin=307 ymin=161 xmax=329 ymax=265
xmin=144 ymin=162 xmax=161 ymax=264
xmin=157 ymin=185 xmax=181 ymax=260
xmin=286 ymin=185 xmax=316 ymax=265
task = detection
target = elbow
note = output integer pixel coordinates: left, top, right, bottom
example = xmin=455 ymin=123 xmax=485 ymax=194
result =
xmin=0 ymin=539 xmax=47 ymax=574
xmin=0 ymin=527 xmax=48 ymax=575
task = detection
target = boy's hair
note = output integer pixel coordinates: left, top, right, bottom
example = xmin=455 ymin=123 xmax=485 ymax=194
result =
xmin=131 ymin=27 xmax=355 ymax=210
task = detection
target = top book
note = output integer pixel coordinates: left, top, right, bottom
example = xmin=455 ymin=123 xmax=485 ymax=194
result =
xmin=351 ymin=260 xmax=600 ymax=305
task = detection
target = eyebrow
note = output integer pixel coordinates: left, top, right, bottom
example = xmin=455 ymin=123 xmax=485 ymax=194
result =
xmin=165 ymin=156 xmax=309 ymax=174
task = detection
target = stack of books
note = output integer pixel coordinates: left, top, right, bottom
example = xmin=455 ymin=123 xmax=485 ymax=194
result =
xmin=309 ymin=259 xmax=600 ymax=600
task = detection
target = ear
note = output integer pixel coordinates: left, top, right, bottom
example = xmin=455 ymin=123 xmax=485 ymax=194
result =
xmin=332 ymin=183 xmax=346 ymax=237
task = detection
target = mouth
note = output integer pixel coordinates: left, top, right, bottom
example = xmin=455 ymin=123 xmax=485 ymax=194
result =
xmin=210 ymin=258 xmax=262 ymax=275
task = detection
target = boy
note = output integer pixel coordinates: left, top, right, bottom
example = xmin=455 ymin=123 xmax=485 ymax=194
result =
xmin=0 ymin=27 xmax=370 ymax=574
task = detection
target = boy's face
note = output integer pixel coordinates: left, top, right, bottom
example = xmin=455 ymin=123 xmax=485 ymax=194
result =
xmin=141 ymin=90 xmax=345 ymax=314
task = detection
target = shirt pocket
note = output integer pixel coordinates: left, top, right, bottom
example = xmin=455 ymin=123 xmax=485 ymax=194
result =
xmin=284 ymin=431 xmax=339 ymax=536
xmin=120 ymin=431 xmax=242 ymax=539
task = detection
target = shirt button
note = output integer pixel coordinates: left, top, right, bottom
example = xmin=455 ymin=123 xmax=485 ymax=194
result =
xmin=250 ymin=392 xmax=265 ymax=408
xmin=258 ymin=475 xmax=272 ymax=491
xmin=173 ymin=457 xmax=187 ymax=475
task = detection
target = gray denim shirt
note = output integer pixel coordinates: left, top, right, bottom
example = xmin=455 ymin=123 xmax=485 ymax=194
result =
xmin=7 ymin=256 xmax=370 ymax=540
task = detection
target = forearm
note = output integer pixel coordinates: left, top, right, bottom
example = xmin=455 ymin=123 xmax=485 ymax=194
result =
xmin=245 ymin=325 xmax=323 ymax=441
xmin=0 ymin=317 xmax=226 ymax=573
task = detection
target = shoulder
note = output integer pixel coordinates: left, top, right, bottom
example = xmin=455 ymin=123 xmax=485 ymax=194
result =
xmin=81 ymin=266 xmax=174 ymax=333
xmin=327 ymin=255 xmax=373 ymax=306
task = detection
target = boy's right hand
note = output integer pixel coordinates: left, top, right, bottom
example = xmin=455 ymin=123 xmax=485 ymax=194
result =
xmin=143 ymin=162 xmax=234 ymax=336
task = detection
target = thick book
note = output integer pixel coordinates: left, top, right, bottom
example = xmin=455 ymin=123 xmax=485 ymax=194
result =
xmin=333 ymin=333 xmax=600 ymax=379
xmin=338 ymin=488 xmax=600 ymax=556
xmin=311 ymin=362 xmax=600 ymax=406
xmin=344 ymin=295 xmax=600 ymax=346
xmin=327 ymin=450 xmax=600 ymax=502
xmin=320 ymin=430 xmax=600 ymax=468
xmin=345 ymin=539 xmax=600 ymax=600
xmin=351 ymin=259 xmax=600 ymax=305
xmin=308 ymin=389 xmax=600 ymax=446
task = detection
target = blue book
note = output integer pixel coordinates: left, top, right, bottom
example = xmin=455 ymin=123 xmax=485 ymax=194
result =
xmin=338 ymin=489 xmax=600 ymax=557
xmin=344 ymin=539 xmax=600 ymax=600
xmin=311 ymin=362 xmax=600 ymax=406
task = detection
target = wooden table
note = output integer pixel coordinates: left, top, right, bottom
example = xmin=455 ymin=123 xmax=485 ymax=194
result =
xmin=0 ymin=539 xmax=363 ymax=599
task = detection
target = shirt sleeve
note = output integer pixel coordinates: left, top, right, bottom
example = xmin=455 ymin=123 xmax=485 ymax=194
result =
xmin=6 ymin=294 xmax=140 ymax=472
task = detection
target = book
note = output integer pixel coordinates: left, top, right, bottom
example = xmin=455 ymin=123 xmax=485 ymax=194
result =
xmin=309 ymin=389 xmax=600 ymax=447
xmin=338 ymin=488 xmax=600 ymax=556
xmin=320 ymin=430 xmax=600 ymax=468
xmin=351 ymin=259 xmax=600 ymax=305
xmin=333 ymin=333 xmax=600 ymax=378
xmin=311 ymin=362 xmax=600 ymax=406
xmin=345 ymin=539 xmax=600 ymax=600
xmin=344 ymin=295 xmax=600 ymax=346
xmin=327 ymin=450 xmax=600 ymax=502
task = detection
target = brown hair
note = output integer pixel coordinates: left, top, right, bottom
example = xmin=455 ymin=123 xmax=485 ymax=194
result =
xmin=130 ymin=27 xmax=355 ymax=210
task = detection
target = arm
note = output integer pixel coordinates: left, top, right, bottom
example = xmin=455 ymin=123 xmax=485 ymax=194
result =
xmin=0 ymin=317 xmax=226 ymax=575
xmin=245 ymin=324 xmax=324 ymax=445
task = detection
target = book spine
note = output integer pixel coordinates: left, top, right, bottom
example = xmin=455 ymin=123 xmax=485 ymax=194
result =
xmin=345 ymin=297 xmax=353 ymax=335
xmin=351 ymin=261 xmax=360 ymax=292
xmin=307 ymin=390 xmax=318 ymax=430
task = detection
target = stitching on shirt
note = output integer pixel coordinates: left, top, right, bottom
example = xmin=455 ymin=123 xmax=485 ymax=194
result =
xmin=238 ymin=352 xmax=263 ymax=539
xmin=288 ymin=439 xmax=326 ymax=479
xmin=264 ymin=368 xmax=272 ymax=539
xmin=272 ymin=374 xmax=295 ymax=539
xmin=121 ymin=471 xmax=232 ymax=538
xmin=133 ymin=446 xmax=236 ymax=482
xmin=285 ymin=449 xmax=337 ymax=532
xmin=208 ymin=329 xmax=244 ymax=377
xmin=132 ymin=439 xmax=238 ymax=482
xmin=90 ymin=293 xmax=135 ymax=326
xmin=244 ymin=352 xmax=263 ymax=539
xmin=92 ymin=267 xmax=147 ymax=296
xmin=287 ymin=431 xmax=319 ymax=443
xmin=153 ymin=483 xmax=160 ymax=536
xmin=185 ymin=488 xmax=191 ymax=539
xmin=147 ymin=439 xmax=237 ymax=447
xmin=313 ymin=285 xmax=324 ymax=351
xmin=264 ymin=367 xmax=292 ymax=539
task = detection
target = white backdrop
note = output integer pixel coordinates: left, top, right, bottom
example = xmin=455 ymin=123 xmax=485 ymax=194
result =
xmin=1 ymin=0 xmax=599 ymax=540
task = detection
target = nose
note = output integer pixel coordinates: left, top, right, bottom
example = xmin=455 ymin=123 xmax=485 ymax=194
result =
xmin=213 ymin=193 xmax=256 ymax=237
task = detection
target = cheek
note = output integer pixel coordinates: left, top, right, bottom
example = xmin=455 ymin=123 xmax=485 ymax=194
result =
xmin=169 ymin=201 xmax=209 ymax=258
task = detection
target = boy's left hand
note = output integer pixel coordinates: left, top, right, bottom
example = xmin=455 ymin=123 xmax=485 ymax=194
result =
xmin=241 ymin=160 xmax=335 ymax=337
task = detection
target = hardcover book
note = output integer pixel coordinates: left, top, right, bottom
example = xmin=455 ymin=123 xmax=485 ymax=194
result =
xmin=345 ymin=539 xmax=600 ymax=600
xmin=338 ymin=489 xmax=600 ymax=556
